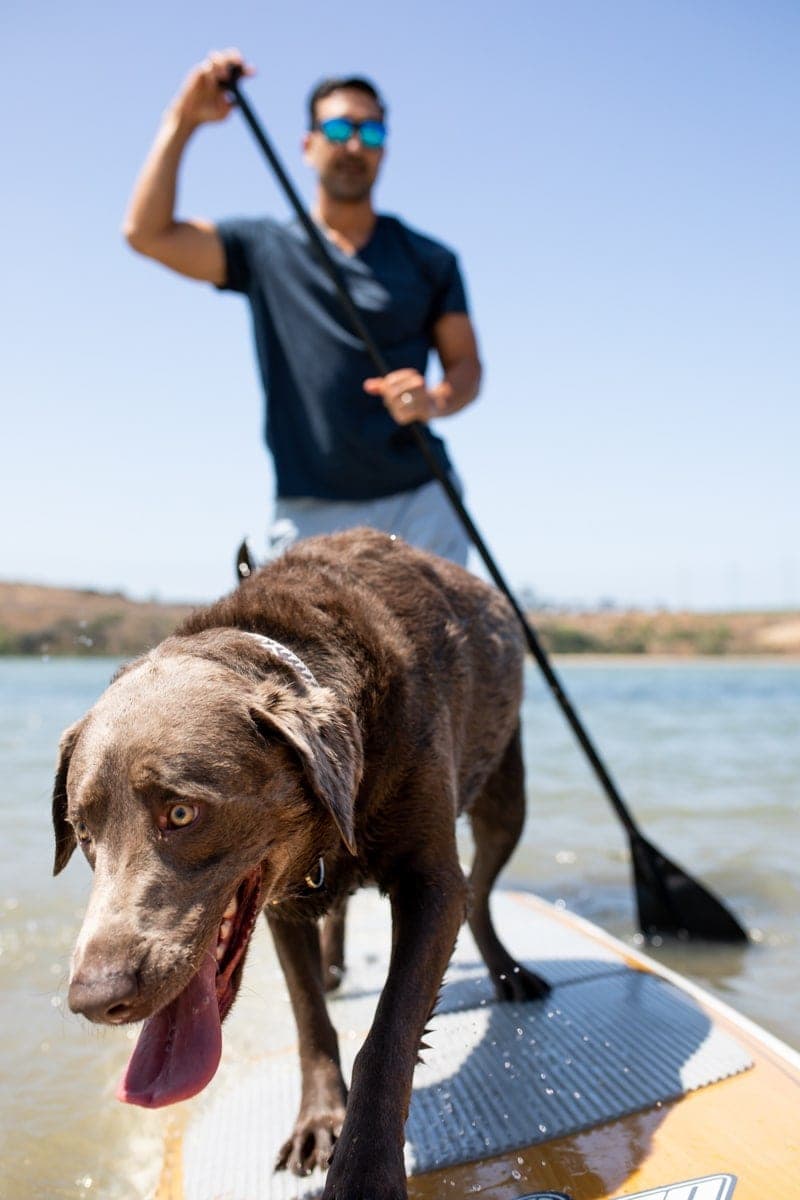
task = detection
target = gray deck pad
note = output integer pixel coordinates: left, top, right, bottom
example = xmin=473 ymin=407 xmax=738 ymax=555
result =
xmin=177 ymin=890 xmax=752 ymax=1200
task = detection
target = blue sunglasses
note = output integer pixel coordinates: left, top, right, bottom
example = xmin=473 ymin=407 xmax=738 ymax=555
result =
xmin=314 ymin=116 xmax=387 ymax=149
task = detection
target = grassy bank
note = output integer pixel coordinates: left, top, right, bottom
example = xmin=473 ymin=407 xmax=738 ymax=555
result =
xmin=0 ymin=582 xmax=194 ymax=657
xmin=537 ymin=608 xmax=800 ymax=656
xmin=1 ymin=581 xmax=799 ymax=658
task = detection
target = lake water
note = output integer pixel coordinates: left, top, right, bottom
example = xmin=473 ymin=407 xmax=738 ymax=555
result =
xmin=1 ymin=656 xmax=798 ymax=1198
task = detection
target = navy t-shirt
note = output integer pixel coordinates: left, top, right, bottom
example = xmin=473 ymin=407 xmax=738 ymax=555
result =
xmin=216 ymin=214 xmax=469 ymax=500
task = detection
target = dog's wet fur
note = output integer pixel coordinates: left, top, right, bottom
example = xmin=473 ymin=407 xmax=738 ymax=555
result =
xmin=53 ymin=529 xmax=548 ymax=1198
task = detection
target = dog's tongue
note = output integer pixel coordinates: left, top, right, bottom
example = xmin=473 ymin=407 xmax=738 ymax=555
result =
xmin=116 ymin=953 xmax=221 ymax=1108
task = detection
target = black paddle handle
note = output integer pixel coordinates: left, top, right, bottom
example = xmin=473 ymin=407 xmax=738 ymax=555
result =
xmin=222 ymin=70 xmax=639 ymax=839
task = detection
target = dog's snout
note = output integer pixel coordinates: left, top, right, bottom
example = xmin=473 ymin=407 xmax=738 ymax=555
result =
xmin=68 ymin=969 xmax=139 ymax=1024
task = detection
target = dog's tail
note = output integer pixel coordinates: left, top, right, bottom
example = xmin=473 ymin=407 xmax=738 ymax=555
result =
xmin=235 ymin=538 xmax=256 ymax=584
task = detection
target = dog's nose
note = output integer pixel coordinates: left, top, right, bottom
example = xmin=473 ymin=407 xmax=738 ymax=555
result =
xmin=68 ymin=970 xmax=139 ymax=1024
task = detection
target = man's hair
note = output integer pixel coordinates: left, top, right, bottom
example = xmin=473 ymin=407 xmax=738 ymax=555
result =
xmin=307 ymin=76 xmax=387 ymax=127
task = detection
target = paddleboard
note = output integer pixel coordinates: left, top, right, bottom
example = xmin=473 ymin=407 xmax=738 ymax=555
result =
xmin=154 ymin=889 xmax=800 ymax=1200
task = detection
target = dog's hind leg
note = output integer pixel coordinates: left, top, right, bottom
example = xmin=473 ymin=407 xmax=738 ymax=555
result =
xmin=467 ymin=725 xmax=550 ymax=1001
xmin=320 ymin=897 xmax=347 ymax=992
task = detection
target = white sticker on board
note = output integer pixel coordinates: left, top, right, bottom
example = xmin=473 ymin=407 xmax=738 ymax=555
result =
xmin=611 ymin=1174 xmax=737 ymax=1200
xmin=518 ymin=1177 xmax=736 ymax=1200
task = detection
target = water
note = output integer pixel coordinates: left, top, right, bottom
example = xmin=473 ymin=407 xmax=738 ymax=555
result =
xmin=1 ymin=656 xmax=798 ymax=1198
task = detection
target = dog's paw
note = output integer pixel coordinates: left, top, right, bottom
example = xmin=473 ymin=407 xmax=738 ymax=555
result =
xmin=493 ymin=963 xmax=550 ymax=1002
xmin=275 ymin=1103 xmax=346 ymax=1176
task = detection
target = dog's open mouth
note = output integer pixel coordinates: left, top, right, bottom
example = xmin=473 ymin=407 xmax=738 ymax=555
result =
xmin=116 ymin=868 xmax=262 ymax=1109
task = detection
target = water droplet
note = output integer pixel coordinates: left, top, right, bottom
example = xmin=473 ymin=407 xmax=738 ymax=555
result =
xmin=538 ymin=1122 xmax=548 ymax=1134
xmin=511 ymin=1170 xmax=522 ymax=1180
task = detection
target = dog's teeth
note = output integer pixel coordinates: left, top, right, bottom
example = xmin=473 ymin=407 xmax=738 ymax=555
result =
xmin=219 ymin=919 xmax=233 ymax=942
xmin=223 ymin=896 xmax=238 ymax=919
xmin=215 ymin=943 xmax=226 ymax=961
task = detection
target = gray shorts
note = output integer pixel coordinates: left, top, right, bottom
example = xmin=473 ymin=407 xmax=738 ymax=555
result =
xmin=266 ymin=474 xmax=470 ymax=567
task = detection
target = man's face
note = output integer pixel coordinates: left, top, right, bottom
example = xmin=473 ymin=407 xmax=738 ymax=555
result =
xmin=303 ymin=87 xmax=385 ymax=203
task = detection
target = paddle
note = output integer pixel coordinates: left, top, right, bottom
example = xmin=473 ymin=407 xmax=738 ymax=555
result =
xmin=220 ymin=70 xmax=748 ymax=944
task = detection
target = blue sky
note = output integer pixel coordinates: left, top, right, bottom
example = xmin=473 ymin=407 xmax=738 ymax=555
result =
xmin=3 ymin=1 xmax=798 ymax=608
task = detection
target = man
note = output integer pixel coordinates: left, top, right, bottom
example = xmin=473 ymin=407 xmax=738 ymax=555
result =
xmin=124 ymin=49 xmax=482 ymax=564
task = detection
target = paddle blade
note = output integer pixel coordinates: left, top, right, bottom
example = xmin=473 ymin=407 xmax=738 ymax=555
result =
xmin=630 ymin=832 xmax=749 ymax=943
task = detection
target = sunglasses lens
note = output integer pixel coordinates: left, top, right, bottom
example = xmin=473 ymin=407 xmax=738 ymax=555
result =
xmin=320 ymin=118 xmax=353 ymax=143
xmin=359 ymin=121 xmax=386 ymax=148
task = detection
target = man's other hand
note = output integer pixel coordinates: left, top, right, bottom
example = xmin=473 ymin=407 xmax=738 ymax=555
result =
xmin=363 ymin=369 xmax=444 ymax=425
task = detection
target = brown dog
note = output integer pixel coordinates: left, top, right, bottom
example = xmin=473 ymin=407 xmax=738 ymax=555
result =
xmin=52 ymin=529 xmax=548 ymax=1199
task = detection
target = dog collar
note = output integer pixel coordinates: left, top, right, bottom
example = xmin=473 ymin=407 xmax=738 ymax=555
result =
xmin=241 ymin=632 xmax=319 ymax=689
xmin=242 ymin=633 xmax=325 ymax=903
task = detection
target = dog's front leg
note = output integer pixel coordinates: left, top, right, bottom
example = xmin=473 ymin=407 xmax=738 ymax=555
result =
xmin=322 ymin=864 xmax=467 ymax=1200
xmin=268 ymin=912 xmax=348 ymax=1176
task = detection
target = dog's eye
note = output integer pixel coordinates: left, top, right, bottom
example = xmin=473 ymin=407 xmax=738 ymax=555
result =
xmin=75 ymin=820 xmax=91 ymax=843
xmin=166 ymin=803 xmax=199 ymax=829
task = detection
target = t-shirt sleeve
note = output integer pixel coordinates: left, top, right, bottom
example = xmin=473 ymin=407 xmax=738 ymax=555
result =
xmin=429 ymin=252 xmax=469 ymax=323
xmin=215 ymin=217 xmax=258 ymax=293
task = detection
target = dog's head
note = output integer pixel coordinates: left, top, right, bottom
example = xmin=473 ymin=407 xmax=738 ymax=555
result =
xmin=52 ymin=630 xmax=363 ymax=1108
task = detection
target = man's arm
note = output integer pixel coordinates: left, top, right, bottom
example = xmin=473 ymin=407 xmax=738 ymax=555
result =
xmin=362 ymin=312 xmax=482 ymax=425
xmin=429 ymin=312 xmax=483 ymax=416
xmin=122 ymin=49 xmax=253 ymax=285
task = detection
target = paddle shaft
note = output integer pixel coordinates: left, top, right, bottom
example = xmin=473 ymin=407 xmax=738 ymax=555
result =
xmin=225 ymin=77 xmax=753 ymax=945
xmin=225 ymin=75 xmax=640 ymax=839
xmin=222 ymin=75 xmax=751 ymax=942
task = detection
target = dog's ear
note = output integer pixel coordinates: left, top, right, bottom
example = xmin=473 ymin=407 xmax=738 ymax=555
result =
xmin=52 ymin=721 xmax=84 ymax=875
xmin=250 ymin=687 xmax=363 ymax=855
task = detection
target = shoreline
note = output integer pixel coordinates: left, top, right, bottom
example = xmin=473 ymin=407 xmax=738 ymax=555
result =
xmin=549 ymin=652 xmax=800 ymax=666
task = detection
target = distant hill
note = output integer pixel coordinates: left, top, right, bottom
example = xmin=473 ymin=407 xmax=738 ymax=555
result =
xmin=0 ymin=582 xmax=195 ymax=657
xmin=0 ymin=580 xmax=798 ymax=658
xmin=533 ymin=607 xmax=800 ymax=656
